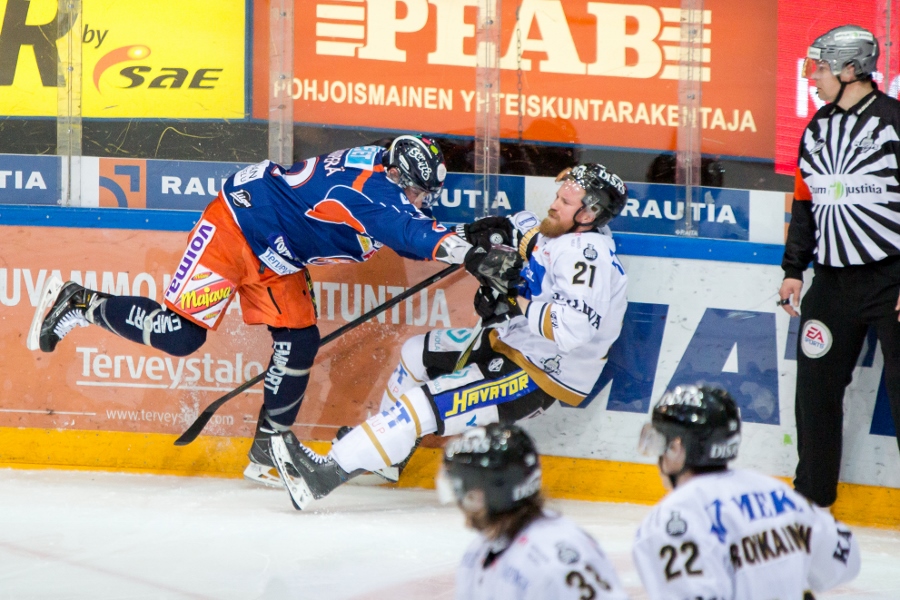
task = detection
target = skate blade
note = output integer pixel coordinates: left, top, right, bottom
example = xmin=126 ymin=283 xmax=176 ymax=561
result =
xmin=373 ymin=466 xmax=400 ymax=483
xmin=26 ymin=275 xmax=63 ymax=351
xmin=347 ymin=471 xmax=396 ymax=486
xmin=270 ymin=435 xmax=314 ymax=510
xmin=242 ymin=463 xmax=283 ymax=489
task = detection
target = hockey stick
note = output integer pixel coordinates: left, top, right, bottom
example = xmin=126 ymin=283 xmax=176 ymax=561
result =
xmin=173 ymin=263 xmax=462 ymax=446
xmin=453 ymin=317 xmax=483 ymax=371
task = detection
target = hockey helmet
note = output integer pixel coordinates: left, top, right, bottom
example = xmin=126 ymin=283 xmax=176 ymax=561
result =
xmin=437 ymin=423 xmax=541 ymax=515
xmin=638 ymin=384 xmax=741 ymax=469
xmin=556 ymin=163 xmax=628 ymax=228
xmin=384 ymin=134 xmax=447 ymax=208
xmin=802 ymin=25 xmax=879 ymax=79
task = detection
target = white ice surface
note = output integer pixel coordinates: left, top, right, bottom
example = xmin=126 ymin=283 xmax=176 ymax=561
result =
xmin=0 ymin=468 xmax=898 ymax=599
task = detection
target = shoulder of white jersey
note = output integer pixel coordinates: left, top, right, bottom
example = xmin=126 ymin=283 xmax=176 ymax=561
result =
xmin=541 ymin=229 xmax=617 ymax=263
xmin=636 ymin=482 xmax=710 ymax=542
xmin=696 ymin=467 xmax=802 ymax=502
xmin=517 ymin=514 xmax=609 ymax=568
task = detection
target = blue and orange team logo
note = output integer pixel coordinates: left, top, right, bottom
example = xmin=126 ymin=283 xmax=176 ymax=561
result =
xmin=94 ymin=45 xmax=151 ymax=92
xmin=305 ymin=199 xmax=368 ymax=234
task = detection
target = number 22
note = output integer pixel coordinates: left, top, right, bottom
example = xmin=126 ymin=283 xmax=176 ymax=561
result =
xmin=660 ymin=541 xmax=703 ymax=581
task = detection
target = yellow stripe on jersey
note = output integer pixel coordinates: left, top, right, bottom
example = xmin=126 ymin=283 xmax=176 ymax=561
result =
xmin=541 ymin=305 xmax=555 ymax=341
xmin=488 ymin=330 xmax=586 ymax=406
xmin=361 ymin=422 xmax=392 ymax=467
xmin=384 ymin=386 xmax=399 ymax=404
xmin=400 ymin=358 xmax=424 ymax=384
xmin=518 ymin=226 xmax=540 ymax=259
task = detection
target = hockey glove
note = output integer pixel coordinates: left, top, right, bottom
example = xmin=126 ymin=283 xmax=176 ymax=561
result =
xmin=463 ymin=242 xmax=524 ymax=296
xmin=455 ymin=216 xmax=515 ymax=248
xmin=473 ymin=285 xmax=522 ymax=326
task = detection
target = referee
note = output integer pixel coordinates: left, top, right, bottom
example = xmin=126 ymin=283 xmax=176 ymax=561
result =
xmin=779 ymin=24 xmax=900 ymax=508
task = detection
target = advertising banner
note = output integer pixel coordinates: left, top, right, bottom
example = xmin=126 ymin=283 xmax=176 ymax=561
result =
xmin=252 ymin=0 xmax=777 ymax=159
xmin=2 ymin=220 xmax=897 ymax=489
xmin=1 ymin=225 xmax=476 ymax=444
xmin=0 ymin=154 xmax=788 ymax=245
xmin=0 ymin=154 xmax=58 ymax=204
xmin=0 ymin=0 xmax=245 ymax=119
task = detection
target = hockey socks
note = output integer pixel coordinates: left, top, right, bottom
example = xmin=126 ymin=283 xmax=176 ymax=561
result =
xmin=92 ymin=296 xmax=207 ymax=357
xmin=331 ymin=387 xmax=437 ymax=473
xmin=262 ymin=326 xmax=319 ymax=428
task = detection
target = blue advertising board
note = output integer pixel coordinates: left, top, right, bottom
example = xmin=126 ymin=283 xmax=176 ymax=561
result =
xmin=0 ymin=154 xmax=59 ymax=205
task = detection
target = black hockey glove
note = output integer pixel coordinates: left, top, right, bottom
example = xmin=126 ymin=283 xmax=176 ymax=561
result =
xmin=455 ymin=216 xmax=515 ymax=248
xmin=463 ymin=242 xmax=523 ymax=295
xmin=473 ymin=285 xmax=522 ymax=326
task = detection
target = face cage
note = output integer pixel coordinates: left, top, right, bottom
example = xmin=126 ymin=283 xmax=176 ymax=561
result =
xmin=419 ymin=190 xmax=440 ymax=209
xmin=638 ymin=422 xmax=669 ymax=457
xmin=399 ymin=172 xmax=441 ymax=208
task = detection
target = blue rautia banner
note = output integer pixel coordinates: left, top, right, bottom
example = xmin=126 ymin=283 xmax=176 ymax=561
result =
xmin=0 ymin=156 xmax=756 ymax=244
xmin=610 ymin=183 xmax=751 ymax=241
xmin=429 ymin=173 xmax=526 ymax=224
xmin=146 ymin=160 xmax=247 ymax=210
xmin=0 ymin=154 xmax=59 ymax=205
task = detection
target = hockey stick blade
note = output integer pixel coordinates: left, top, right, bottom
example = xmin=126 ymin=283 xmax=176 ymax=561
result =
xmin=26 ymin=275 xmax=63 ymax=351
xmin=173 ymin=374 xmax=263 ymax=445
xmin=173 ymin=263 xmax=462 ymax=445
xmin=269 ymin=435 xmax=314 ymax=510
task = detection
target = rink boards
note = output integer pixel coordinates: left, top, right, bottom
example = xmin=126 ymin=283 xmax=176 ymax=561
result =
xmin=0 ymin=167 xmax=898 ymax=528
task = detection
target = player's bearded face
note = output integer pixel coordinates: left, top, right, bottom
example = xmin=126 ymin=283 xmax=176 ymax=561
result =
xmin=540 ymin=181 xmax=586 ymax=238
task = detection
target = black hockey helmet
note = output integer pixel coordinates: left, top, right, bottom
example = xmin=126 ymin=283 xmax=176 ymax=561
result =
xmin=803 ymin=25 xmax=879 ymax=79
xmin=556 ymin=163 xmax=628 ymax=228
xmin=638 ymin=384 xmax=741 ymax=468
xmin=384 ymin=134 xmax=447 ymax=208
xmin=437 ymin=423 xmax=541 ymax=515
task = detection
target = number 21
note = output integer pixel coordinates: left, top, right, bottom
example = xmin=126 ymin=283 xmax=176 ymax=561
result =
xmin=573 ymin=262 xmax=596 ymax=286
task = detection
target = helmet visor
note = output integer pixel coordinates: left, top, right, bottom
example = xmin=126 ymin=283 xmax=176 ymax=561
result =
xmin=638 ymin=422 xmax=668 ymax=457
xmin=802 ymin=57 xmax=832 ymax=78
xmin=435 ymin=465 xmax=459 ymax=505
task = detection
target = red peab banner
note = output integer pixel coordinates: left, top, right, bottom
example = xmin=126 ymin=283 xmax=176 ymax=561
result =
xmin=3 ymin=225 xmax=475 ymax=443
xmin=252 ymin=0 xmax=778 ymax=159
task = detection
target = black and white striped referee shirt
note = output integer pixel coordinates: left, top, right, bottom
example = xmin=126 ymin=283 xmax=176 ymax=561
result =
xmin=783 ymin=90 xmax=900 ymax=277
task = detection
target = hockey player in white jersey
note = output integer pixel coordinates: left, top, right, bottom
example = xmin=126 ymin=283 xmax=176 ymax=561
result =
xmin=633 ymin=384 xmax=861 ymax=600
xmin=440 ymin=423 xmax=630 ymax=600
xmin=266 ymin=163 xmax=630 ymax=510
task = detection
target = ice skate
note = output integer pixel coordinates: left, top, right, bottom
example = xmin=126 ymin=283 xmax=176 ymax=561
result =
xmin=371 ymin=437 xmax=421 ymax=483
xmin=269 ymin=431 xmax=361 ymax=510
xmin=242 ymin=406 xmax=282 ymax=488
xmin=27 ymin=277 xmax=108 ymax=352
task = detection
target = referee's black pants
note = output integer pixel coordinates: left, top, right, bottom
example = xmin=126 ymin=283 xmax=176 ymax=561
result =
xmin=794 ymin=258 xmax=900 ymax=507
